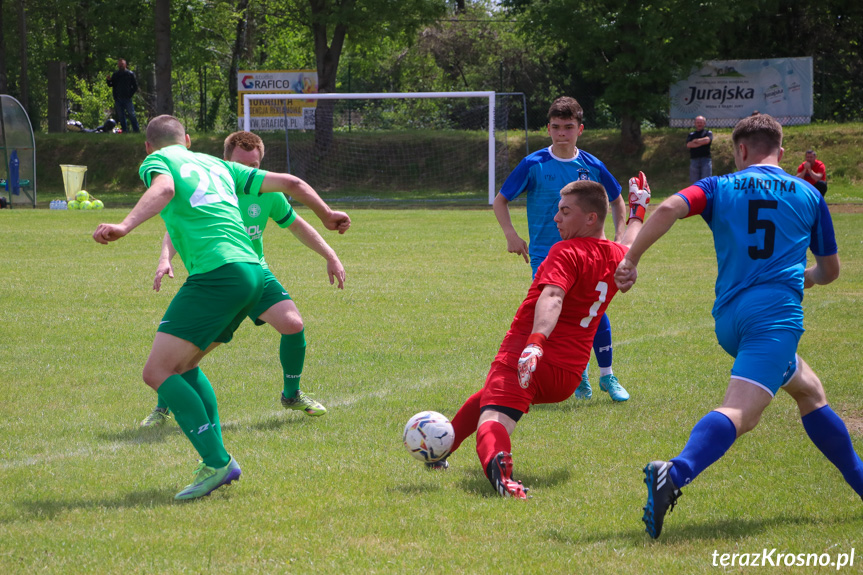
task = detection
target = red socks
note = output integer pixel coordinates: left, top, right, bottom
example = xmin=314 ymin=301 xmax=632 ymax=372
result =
xmin=476 ymin=420 xmax=512 ymax=475
xmin=449 ymin=390 xmax=483 ymax=454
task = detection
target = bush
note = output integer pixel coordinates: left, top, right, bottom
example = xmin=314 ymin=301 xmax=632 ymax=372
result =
xmin=67 ymin=76 xmax=113 ymax=128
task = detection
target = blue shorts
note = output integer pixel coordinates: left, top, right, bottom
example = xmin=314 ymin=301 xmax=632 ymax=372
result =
xmin=713 ymin=285 xmax=803 ymax=396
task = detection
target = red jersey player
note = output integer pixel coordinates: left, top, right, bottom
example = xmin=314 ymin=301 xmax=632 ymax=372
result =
xmin=435 ymin=175 xmax=651 ymax=498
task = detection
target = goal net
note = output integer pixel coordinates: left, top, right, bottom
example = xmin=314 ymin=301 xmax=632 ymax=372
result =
xmin=242 ymin=92 xmax=528 ymax=205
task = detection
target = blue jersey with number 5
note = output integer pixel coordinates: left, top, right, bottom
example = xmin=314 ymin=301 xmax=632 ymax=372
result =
xmin=677 ymin=165 xmax=837 ymax=317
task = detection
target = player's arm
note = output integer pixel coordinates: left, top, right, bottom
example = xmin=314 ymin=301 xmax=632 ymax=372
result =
xmin=259 ymin=172 xmax=350 ymax=234
xmin=809 ymin=164 xmax=825 ymax=181
xmin=610 ymin=194 xmax=626 ymax=242
xmin=614 ymin=194 xmax=689 ymax=292
xmin=153 ymin=231 xmax=177 ymax=292
xmin=796 ymin=163 xmax=807 ymax=177
xmin=287 ymin=215 xmax=346 ymax=289
xmin=616 ymin=171 xmax=651 ymax=249
xmin=93 ymin=173 xmax=174 ymax=244
xmin=517 ymin=284 xmax=564 ymax=387
xmin=493 ymin=192 xmax=529 ymax=263
xmin=804 ymin=253 xmax=840 ymax=289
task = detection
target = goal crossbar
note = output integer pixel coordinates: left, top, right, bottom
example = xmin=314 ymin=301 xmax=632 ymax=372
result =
xmin=242 ymin=91 xmax=497 ymax=204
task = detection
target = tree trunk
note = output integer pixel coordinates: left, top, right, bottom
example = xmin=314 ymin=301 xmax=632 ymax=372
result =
xmin=154 ymin=0 xmax=173 ymax=116
xmin=311 ymin=0 xmax=352 ymax=155
xmin=229 ymin=0 xmax=250 ymax=124
xmin=16 ymin=0 xmax=28 ymax=112
xmin=0 ymin=0 xmax=7 ymax=94
xmin=620 ymin=114 xmax=643 ymax=155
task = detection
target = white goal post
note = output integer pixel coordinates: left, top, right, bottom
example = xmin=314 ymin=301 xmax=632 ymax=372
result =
xmin=243 ymin=91 xmax=497 ymax=204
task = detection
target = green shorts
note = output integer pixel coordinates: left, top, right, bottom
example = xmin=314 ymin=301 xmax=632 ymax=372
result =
xmin=158 ymin=262 xmax=264 ymax=350
xmin=248 ymin=268 xmax=293 ymax=326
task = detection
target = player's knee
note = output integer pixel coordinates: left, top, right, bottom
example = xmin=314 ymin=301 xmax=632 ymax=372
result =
xmin=281 ymin=314 xmax=304 ymax=335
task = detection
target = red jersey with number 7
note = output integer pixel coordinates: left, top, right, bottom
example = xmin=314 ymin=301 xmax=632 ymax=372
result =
xmin=495 ymin=236 xmax=628 ymax=375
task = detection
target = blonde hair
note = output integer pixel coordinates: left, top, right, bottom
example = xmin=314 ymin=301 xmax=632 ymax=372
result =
xmin=560 ymin=180 xmax=608 ymax=222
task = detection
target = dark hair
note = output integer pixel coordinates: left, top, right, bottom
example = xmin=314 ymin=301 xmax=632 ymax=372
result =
xmin=224 ymin=131 xmax=265 ymax=161
xmin=146 ymin=115 xmax=186 ymax=149
xmin=731 ymin=114 xmax=783 ymax=156
xmin=548 ymin=97 xmax=584 ymax=124
xmin=560 ymin=180 xmax=608 ymax=222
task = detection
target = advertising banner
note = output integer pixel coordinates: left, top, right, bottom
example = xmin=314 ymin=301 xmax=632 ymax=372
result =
xmin=237 ymin=70 xmax=318 ymax=130
xmin=669 ymin=58 xmax=813 ymax=127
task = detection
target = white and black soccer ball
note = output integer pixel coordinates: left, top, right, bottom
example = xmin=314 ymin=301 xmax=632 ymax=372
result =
xmin=403 ymin=411 xmax=455 ymax=463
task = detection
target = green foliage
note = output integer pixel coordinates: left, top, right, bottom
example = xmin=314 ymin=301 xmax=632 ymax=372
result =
xmin=66 ymin=76 xmax=113 ymax=128
xmin=1 ymin=209 xmax=862 ymax=572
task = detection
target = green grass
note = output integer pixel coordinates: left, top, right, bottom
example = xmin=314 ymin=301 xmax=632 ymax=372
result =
xmin=1 ymin=208 xmax=861 ymax=573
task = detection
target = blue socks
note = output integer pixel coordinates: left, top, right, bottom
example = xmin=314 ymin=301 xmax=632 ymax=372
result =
xmin=593 ymin=313 xmax=613 ymax=368
xmin=802 ymin=405 xmax=863 ymax=497
xmin=670 ymin=411 xmax=737 ymax=487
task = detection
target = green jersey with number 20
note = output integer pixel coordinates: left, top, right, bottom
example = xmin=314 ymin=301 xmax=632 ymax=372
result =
xmin=139 ymin=144 xmax=266 ymax=276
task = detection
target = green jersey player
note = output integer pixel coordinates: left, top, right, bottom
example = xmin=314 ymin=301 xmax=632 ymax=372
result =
xmin=141 ymin=131 xmax=347 ymax=427
xmin=92 ymin=116 xmax=349 ymax=500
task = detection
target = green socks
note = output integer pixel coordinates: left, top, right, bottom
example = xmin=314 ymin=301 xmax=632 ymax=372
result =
xmin=281 ymin=329 xmax=306 ymax=398
xmin=156 ymin=373 xmax=229 ymax=468
xmin=181 ymin=367 xmax=223 ymax=444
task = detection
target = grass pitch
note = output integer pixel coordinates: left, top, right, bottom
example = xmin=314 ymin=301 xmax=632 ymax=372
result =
xmin=1 ymin=207 xmax=861 ymax=573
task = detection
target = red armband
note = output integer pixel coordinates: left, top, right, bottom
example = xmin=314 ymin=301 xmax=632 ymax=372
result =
xmin=525 ymin=333 xmax=547 ymax=348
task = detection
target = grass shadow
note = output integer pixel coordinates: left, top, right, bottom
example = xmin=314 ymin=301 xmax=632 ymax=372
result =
xmin=8 ymin=488 xmax=178 ymax=522
xmin=387 ymin=484 xmax=443 ymax=495
xmin=458 ymin=466 xmax=572 ymax=497
xmin=98 ymin=424 xmax=183 ymax=444
xmin=531 ymin=399 xmax=618 ymax=413
xmin=544 ymin=512 xmax=861 ymax=547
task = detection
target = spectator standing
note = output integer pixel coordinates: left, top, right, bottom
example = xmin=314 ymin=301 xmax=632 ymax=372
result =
xmin=686 ymin=116 xmax=713 ymax=183
xmin=106 ymin=59 xmax=140 ymax=133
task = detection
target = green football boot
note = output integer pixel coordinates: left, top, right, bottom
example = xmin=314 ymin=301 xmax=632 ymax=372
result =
xmin=174 ymin=456 xmax=242 ymax=501
xmin=281 ymin=391 xmax=327 ymax=417
xmin=140 ymin=407 xmax=171 ymax=428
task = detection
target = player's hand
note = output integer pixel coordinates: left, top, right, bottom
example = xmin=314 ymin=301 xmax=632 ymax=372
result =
xmin=322 ymin=211 xmax=351 ymax=234
xmin=327 ymin=256 xmax=346 ymax=289
xmin=517 ymin=344 xmax=544 ymax=389
xmin=153 ymin=260 xmax=174 ymax=292
xmin=93 ymin=223 xmax=128 ymax=244
xmin=506 ymin=233 xmax=530 ymax=264
xmin=614 ymin=258 xmax=638 ymax=292
xmin=803 ymin=267 xmax=815 ymax=289
xmin=628 ymin=171 xmax=651 ymax=208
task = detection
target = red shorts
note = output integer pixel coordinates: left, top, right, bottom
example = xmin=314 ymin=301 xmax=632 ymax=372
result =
xmin=480 ymin=354 xmax=582 ymax=414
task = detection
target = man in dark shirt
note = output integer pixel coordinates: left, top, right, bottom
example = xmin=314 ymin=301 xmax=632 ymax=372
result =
xmin=686 ymin=115 xmax=713 ymax=183
xmin=106 ymin=59 xmax=140 ymax=133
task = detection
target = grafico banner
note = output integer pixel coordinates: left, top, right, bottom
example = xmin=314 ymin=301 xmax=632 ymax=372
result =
xmin=669 ymin=58 xmax=813 ymax=127
xmin=237 ymin=70 xmax=318 ymax=130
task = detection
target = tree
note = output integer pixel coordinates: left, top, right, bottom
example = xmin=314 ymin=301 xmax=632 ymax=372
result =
xmin=717 ymin=0 xmax=863 ymax=122
xmin=262 ymin=0 xmax=447 ymax=152
xmin=154 ymin=0 xmax=173 ymax=115
xmin=504 ymin=0 xmax=758 ymax=152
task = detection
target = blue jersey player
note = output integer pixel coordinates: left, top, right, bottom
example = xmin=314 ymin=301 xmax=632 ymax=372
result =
xmin=615 ymin=114 xmax=863 ymax=539
xmin=493 ymin=96 xmax=629 ymax=402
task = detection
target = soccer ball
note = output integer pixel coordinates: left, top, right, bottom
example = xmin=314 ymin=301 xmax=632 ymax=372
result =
xmin=403 ymin=411 xmax=454 ymax=463
xmin=91 ymin=199 xmax=104 ymax=210
xmin=75 ymin=190 xmax=89 ymax=202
